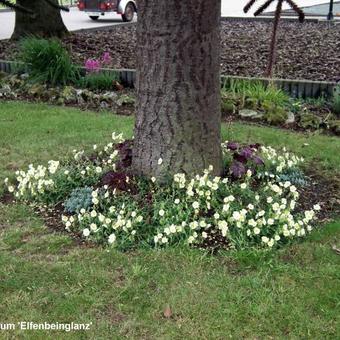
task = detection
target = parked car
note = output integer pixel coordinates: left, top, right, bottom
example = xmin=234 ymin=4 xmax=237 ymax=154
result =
xmin=77 ymin=0 xmax=137 ymax=22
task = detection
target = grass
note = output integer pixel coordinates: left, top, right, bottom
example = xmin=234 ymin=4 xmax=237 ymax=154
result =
xmin=0 ymin=101 xmax=339 ymax=339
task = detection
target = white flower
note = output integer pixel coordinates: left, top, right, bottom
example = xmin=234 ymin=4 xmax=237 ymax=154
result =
xmin=159 ymin=209 xmax=165 ymax=217
xmin=224 ymin=195 xmax=235 ymax=202
xmin=92 ymin=197 xmax=99 ymax=205
xmin=80 ymin=208 xmax=86 ymax=214
xmin=90 ymin=210 xmax=97 ymax=218
xmin=188 ymin=236 xmax=195 ymax=244
xmin=90 ymin=223 xmax=98 ymax=231
xmin=246 ymin=169 xmax=252 ymax=177
xmin=284 ymin=181 xmax=291 ymax=188
xmin=313 ymin=204 xmax=321 ymax=211
xmin=290 ymin=185 xmax=297 ymax=193
xmin=214 ymin=213 xmax=220 ymax=220
xmin=8 ymin=186 xmax=14 ymax=193
xmin=192 ymin=201 xmax=199 ymax=209
xmin=154 ymin=236 xmax=159 ymax=244
xmin=272 ymin=203 xmax=280 ymax=211
xmin=174 ymin=198 xmax=180 ymax=204
xmin=247 ymin=204 xmax=254 ymax=210
xmin=232 ymin=211 xmax=241 ymax=221
xmin=169 ymin=224 xmax=177 ymax=233
xmin=161 ymin=236 xmax=168 ymax=244
xmin=151 ymin=177 xmax=156 ymax=183
xmin=83 ymin=228 xmax=90 ymax=237
xmin=268 ymin=239 xmax=274 ymax=247
xmin=202 ymin=232 xmax=208 ymax=239
xmin=93 ymin=144 xmax=97 ymax=150
xmin=108 ymin=233 xmax=116 ymax=244
xmin=254 ymin=227 xmax=260 ymax=235
xmin=136 ymin=215 xmax=143 ymax=223
xmin=267 ymin=218 xmax=274 ymax=225
xmin=64 ymin=170 xmax=70 ymax=175
xmin=95 ymin=167 xmax=102 ymax=174
xmin=267 ymin=197 xmax=273 ymax=203
xmin=261 ymin=236 xmax=269 ymax=243
xmin=240 ymin=183 xmax=247 ymax=189
xmin=222 ymin=204 xmax=230 ymax=212
xmin=158 ymin=158 xmax=163 ymax=165
xmin=255 ymin=195 xmax=260 ymax=201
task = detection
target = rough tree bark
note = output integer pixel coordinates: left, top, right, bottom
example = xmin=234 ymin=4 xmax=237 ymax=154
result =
xmin=11 ymin=0 xmax=68 ymax=39
xmin=132 ymin=0 xmax=222 ymax=179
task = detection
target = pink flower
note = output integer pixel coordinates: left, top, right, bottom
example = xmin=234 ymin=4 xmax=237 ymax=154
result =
xmin=85 ymin=58 xmax=101 ymax=73
xmin=102 ymin=52 xmax=111 ymax=65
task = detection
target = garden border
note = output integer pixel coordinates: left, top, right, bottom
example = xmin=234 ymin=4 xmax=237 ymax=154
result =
xmin=0 ymin=59 xmax=337 ymax=98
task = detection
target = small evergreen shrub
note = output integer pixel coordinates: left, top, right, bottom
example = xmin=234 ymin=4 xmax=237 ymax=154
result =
xmin=19 ymin=37 xmax=79 ymax=86
xmin=277 ymin=168 xmax=308 ymax=187
xmin=64 ymin=187 xmax=93 ymax=213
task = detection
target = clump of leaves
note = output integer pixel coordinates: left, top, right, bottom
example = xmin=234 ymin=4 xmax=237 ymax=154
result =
xmin=221 ymin=79 xmax=290 ymax=125
xmin=298 ymin=112 xmax=321 ymax=130
xmin=223 ymin=142 xmax=264 ymax=178
xmin=262 ymin=100 xmax=288 ymax=125
xmin=64 ymin=187 xmax=93 ymax=213
xmin=19 ymin=38 xmax=79 ymax=86
xmin=277 ymin=168 xmax=308 ymax=187
xmin=75 ymin=71 xmax=120 ymax=91
xmin=101 ymin=171 xmax=136 ymax=194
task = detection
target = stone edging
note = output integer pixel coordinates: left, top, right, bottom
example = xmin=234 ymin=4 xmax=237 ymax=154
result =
xmin=0 ymin=60 xmax=337 ymax=98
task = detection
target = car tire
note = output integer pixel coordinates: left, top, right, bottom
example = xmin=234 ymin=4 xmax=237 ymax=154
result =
xmin=89 ymin=16 xmax=99 ymax=21
xmin=122 ymin=3 xmax=134 ymax=22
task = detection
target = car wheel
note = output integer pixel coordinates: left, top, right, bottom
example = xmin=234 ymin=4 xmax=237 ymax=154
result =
xmin=89 ymin=16 xmax=99 ymax=21
xmin=122 ymin=3 xmax=134 ymax=22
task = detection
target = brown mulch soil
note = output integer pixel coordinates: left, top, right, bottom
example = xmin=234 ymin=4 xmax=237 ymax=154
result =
xmin=0 ymin=20 xmax=339 ymax=82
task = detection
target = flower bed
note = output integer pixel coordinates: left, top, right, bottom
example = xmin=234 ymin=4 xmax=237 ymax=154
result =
xmin=4 ymin=132 xmax=323 ymax=252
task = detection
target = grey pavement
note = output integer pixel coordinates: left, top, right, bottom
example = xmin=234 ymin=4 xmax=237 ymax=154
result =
xmin=0 ymin=7 xmax=136 ymax=40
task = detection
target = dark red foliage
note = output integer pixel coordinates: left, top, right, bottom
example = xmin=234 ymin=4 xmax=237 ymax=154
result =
xmin=226 ymin=142 xmax=264 ymax=178
xmin=116 ymin=140 xmax=133 ymax=170
xmin=101 ymin=171 xmax=136 ymax=194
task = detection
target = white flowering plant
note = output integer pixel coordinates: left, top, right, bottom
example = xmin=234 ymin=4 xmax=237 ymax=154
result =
xmin=4 ymin=132 xmax=321 ymax=251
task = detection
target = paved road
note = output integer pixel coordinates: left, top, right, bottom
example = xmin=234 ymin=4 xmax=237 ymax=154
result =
xmin=0 ymin=0 xmax=335 ymax=40
xmin=0 ymin=7 xmax=136 ymax=40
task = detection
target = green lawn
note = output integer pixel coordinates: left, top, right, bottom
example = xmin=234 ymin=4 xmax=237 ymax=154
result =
xmin=0 ymin=101 xmax=339 ymax=339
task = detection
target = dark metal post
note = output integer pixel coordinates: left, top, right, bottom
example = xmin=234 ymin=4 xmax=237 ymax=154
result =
xmin=327 ymin=0 xmax=334 ymax=20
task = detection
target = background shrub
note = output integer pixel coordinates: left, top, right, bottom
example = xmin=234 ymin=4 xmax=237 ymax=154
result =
xmin=19 ymin=37 xmax=79 ymax=86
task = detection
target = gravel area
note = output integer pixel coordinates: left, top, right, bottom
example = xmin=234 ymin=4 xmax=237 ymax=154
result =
xmin=0 ymin=20 xmax=339 ymax=82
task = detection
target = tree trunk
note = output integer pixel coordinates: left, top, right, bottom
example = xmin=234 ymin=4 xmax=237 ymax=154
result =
xmin=132 ymin=0 xmax=222 ymax=179
xmin=11 ymin=0 xmax=68 ymax=40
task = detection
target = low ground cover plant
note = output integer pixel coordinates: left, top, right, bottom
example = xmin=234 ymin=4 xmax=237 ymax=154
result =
xmin=4 ymin=133 xmax=321 ymax=252
xmin=221 ymin=79 xmax=340 ymax=134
